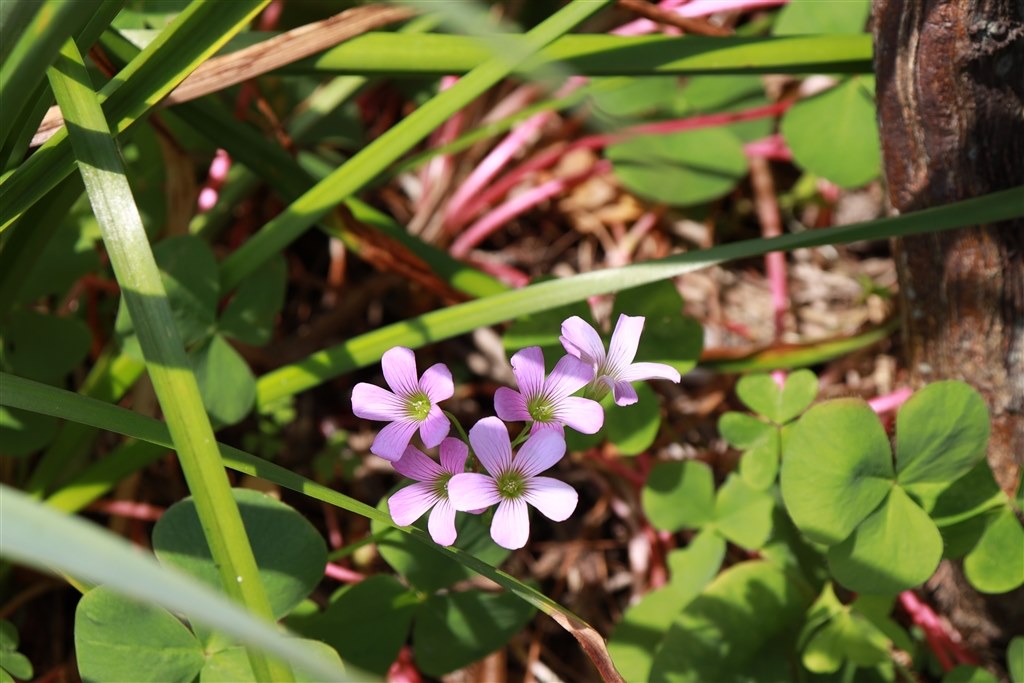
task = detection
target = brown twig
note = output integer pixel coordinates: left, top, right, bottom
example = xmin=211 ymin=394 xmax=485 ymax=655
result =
xmin=615 ymin=0 xmax=734 ymax=36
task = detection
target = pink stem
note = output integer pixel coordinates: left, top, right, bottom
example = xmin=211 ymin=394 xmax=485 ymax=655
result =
xmin=451 ymin=159 xmax=612 ymax=258
xmin=899 ymin=590 xmax=979 ymax=670
xmin=469 ymin=259 xmax=531 ymax=288
xmin=744 ymin=134 xmax=793 ymax=162
xmin=674 ymin=0 xmax=788 ymax=17
xmin=417 ymin=76 xmax=462 ymax=215
xmin=324 ymin=563 xmax=365 ymax=584
xmin=868 ymin=387 xmax=913 ymax=414
xmin=88 ymin=499 xmax=165 ymax=522
xmin=613 ymin=0 xmax=690 ymax=36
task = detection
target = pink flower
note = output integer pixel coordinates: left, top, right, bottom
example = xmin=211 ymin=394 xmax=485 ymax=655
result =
xmin=560 ymin=314 xmax=681 ymax=406
xmin=493 ymin=347 xmax=603 ymax=435
xmin=387 ymin=438 xmax=468 ymax=546
xmin=448 ymin=417 xmax=578 ymax=550
xmin=351 ymin=346 xmax=453 ymax=461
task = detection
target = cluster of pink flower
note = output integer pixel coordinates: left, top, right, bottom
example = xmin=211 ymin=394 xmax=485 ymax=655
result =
xmin=352 ymin=315 xmax=680 ymax=550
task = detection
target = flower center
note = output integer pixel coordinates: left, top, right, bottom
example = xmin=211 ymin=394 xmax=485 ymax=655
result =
xmin=526 ymin=395 xmax=555 ymax=423
xmin=496 ymin=471 xmax=526 ymax=500
xmin=405 ymin=391 xmax=432 ymax=421
xmin=432 ymin=473 xmax=452 ymax=499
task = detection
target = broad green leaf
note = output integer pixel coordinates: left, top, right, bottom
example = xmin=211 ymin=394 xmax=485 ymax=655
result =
xmin=1 ymin=310 xmax=90 ymax=384
xmin=913 ymin=458 xmax=1004 ymax=527
xmin=1008 ymin=636 xmax=1023 ymax=683
xmin=191 ymin=333 xmax=256 ymax=428
xmin=591 ymin=76 xmax=678 ymax=119
xmin=0 ymin=407 xmax=56 ymax=457
xmin=372 ymin=496 xmax=509 ymax=593
xmin=712 ymin=474 xmax=774 ymax=550
xmin=115 ymin=235 xmax=219 ymax=358
xmin=219 ymin=255 xmax=287 ymax=346
xmin=606 ymin=128 xmax=747 ymax=207
xmin=15 ymin=201 xmax=99 ymax=304
xmin=413 ymin=589 xmax=536 ymax=677
xmin=963 ymin=506 xmax=1024 ymax=594
xmin=285 ymin=575 xmax=417 ymax=676
xmin=719 ymin=412 xmax=775 ymax=449
xmin=650 ymin=561 xmax=811 ymax=682
xmin=896 ymin=381 xmax=990 ymax=491
xmin=780 ymin=78 xmax=880 ymax=188
xmin=612 ymin=280 xmax=703 ymax=374
xmin=674 ymin=75 xmax=774 ymax=142
xmin=760 ymin=505 xmax=829 ymax=588
xmin=502 ymin=298 xmax=591 ymax=352
xmin=781 ymin=399 xmax=894 ymax=545
xmin=802 ymin=610 xmax=890 ymax=674
xmin=75 ymin=587 xmax=205 ymax=683
xmin=943 ymin=666 xmax=1000 ymax=683
xmin=773 ymin=0 xmax=871 ymax=35
xmin=642 ymin=460 xmax=715 ymax=532
xmin=605 ymin=381 xmax=660 ymax=455
xmin=153 ymin=488 xmax=327 ymax=619
xmin=827 ymin=486 xmax=942 ymax=594
xmin=735 ymin=370 xmax=817 ymax=424
xmin=609 ymin=530 xmax=726 ymax=682
xmin=200 ymin=640 xmax=344 ymax=683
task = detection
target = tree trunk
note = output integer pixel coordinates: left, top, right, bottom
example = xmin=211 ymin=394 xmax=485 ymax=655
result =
xmin=873 ymin=0 xmax=1024 ymax=671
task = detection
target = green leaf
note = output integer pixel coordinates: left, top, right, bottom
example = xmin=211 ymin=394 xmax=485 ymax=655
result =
xmin=153 ymin=488 xmax=327 ymax=619
xmin=802 ymin=609 xmax=891 ymax=674
xmin=0 ymin=620 xmax=31 ymax=681
xmin=115 ymin=235 xmax=219 ymax=358
xmin=612 ymin=280 xmax=703 ymax=374
xmin=413 ymin=589 xmax=536 ymax=677
xmin=827 ymin=486 xmax=943 ymax=594
xmin=1 ymin=310 xmax=90 ymax=384
xmin=605 ymin=381 xmax=661 ymax=455
xmin=943 ymin=666 xmax=1000 ymax=683
xmin=642 ymin=460 xmax=715 ymax=532
xmin=14 ymin=202 xmax=99 ymax=305
xmin=913 ymin=458 xmax=1004 ymax=526
xmin=591 ymin=76 xmax=679 ymax=119
xmin=720 ymin=412 xmax=780 ymax=491
xmin=219 ymin=255 xmax=287 ymax=346
xmin=963 ymin=506 xmax=1024 ymax=594
xmin=502 ymin=298 xmax=591 ymax=352
xmin=773 ymin=0 xmax=871 ymax=35
xmin=372 ymin=496 xmax=509 ymax=593
xmin=780 ymin=78 xmax=881 ymax=188
xmin=75 ymin=587 xmax=205 ymax=683
xmin=191 ymin=334 xmax=256 ymax=428
xmin=606 ymin=128 xmax=748 ymax=207
xmin=286 ymin=575 xmax=417 ymax=676
xmin=0 ymin=407 xmax=56 ymax=457
xmin=1008 ymin=636 xmax=1023 ymax=683
xmin=735 ymin=370 xmax=817 ymax=424
xmin=200 ymin=640 xmax=344 ymax=683
xmin=674 ymin=75 xmax=774 ymax=142
xmin=609 ymin=531 xmax=726 ymax=682
xmin=712 ymin=474 xmax=774 ymax=550
xmin=780 ymin=399 xmax=894 ymax=545
xmin=895 ymin=381 xmax=990 ymax=491
xmin=650 ymin=561 xmax=811 ymax=682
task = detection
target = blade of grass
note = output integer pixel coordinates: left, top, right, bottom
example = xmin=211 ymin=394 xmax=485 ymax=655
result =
xmin=0 ymin=372 xmax=625 ymax=682
xmin=290 ymin=32 xmax=873 ymax=77
xmin=0 ymin=0 xmax=268 ymax=231
xmin=0 ymin=485 xmax=348 ymax=682
xmin=47 ymin=40 xmax=290 ymax=682
xmin=218 ymin=0 xmax=614 ymax=291
xmin=255 ymin=185 xmax=1024 ymax=406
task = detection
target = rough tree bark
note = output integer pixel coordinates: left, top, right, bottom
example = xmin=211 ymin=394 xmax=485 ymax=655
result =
xmin=873 ymin=0 xmax=1024 ymax=671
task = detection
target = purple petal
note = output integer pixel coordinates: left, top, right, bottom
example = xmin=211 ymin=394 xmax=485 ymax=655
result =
xmin=555 ymin=396 xmax=604 ymax=434
xmin=513 ymin=430 xmax=566 ymax=478
xmin=491 ymin=499 xmax=530 ymax=550
xmin=468 ymin=416 xmax=512 ymax=476
xmin=371 ymin=419 xmax=419 ymax=461
xmin=420 ymin=362 xmax=454 ymax=403
xmin=351 ymin=383 xmax=405 ymax=421
xmin=607 ymin=315 xmax=645 ymax=371
xmin=559 ymin=316 xmax=606 ymax=365
xmin=608 ymin=378 xmax=639 ymax=407
xmin=494 ymin=387 xmax=531 ymax=423
xmin=544 ymin=354 xmax=594 ymax=399
xmin=620 ymin=361 xmax=681 ymax=384
xmin=439 ymin=438 xmax=469 ymax=474
xmin=448 ymin=473 xmax=500 ymax=511
xmin=392 ymin=445 xmax=444 ymax=481
xmin=427 ymin=499 xmax=457 ymax=546
xmin=524 ymin=477 xmax=578 ymax=522
xmin=509 ymin=347 xmax=547 ymax=400
xmin=381 ymin=346 xmax=420 ymax=397
xmin=529 ymin=421 xmax=565 ymax=436
xmin=388 ymin=482 xmax=438 ymax=527
xmin=418 ymin=405 xmax=450 ymax=448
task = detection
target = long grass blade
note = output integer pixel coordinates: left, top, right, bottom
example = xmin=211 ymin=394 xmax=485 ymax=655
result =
xmin=47 ymin=39 xmax=290 ymax=682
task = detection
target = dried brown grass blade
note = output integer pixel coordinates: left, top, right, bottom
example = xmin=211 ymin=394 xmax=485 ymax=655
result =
xmin=548 ymin=610 xmax=627 ymax=683
xmin=32 ymin=4 xmax=416 ymax=146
